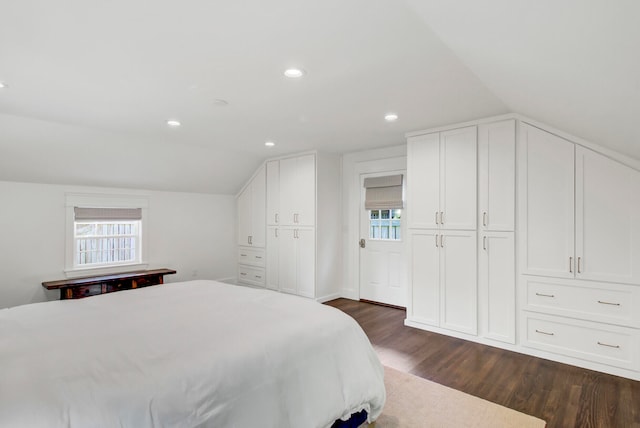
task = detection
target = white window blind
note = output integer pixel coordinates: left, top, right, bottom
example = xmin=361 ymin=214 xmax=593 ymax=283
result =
xmin=363 ymin=174 xmax=404 ymax=210
xmin=74 ymin=207 xmax=142 ymax=221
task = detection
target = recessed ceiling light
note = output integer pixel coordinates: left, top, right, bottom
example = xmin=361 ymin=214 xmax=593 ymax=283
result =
xmin=284 ymin=68 xmax=305 ymax=78
xmin=265 ymin=141 xmax=276 ymax=147
xmin=384 ymin=113 xmax=399 ymax=122
xmin=166 ymin=119 xmax=181 ymax=127
xmin=0 ymin=82 xmax=7 ymax=89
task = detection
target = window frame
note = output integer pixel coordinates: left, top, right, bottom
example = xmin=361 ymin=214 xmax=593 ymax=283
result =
xmin=368 ymin=208 xmax=402 ymax=241
xmin=65 ymin=193 xmax=149 ymax=278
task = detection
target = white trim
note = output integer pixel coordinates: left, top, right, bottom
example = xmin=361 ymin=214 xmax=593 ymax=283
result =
xmin=64 ymin=262 xmax=149 ymax=278
xmin=315 ymin=292 xmax=342 ymax=303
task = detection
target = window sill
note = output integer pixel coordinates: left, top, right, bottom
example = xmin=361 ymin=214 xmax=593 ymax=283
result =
xmin=64 ymin=262 xmax=149 ymax=279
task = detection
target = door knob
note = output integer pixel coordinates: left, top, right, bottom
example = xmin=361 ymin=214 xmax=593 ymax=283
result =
xmin=359 ymin=239 xmax=366 ymax=248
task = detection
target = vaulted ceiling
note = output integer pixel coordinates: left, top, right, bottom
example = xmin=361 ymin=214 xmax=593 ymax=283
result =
xmin=0 ymin=1 xmax=637 ymax=194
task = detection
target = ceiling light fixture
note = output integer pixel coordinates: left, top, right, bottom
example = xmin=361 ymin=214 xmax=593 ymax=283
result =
xmin=0 ymin=82 xmax=7 ymax=89
xmin=384 ymin=113 xmax=399 ymax=122
xmin=166 ymin=119 xmax=181 ymax=127
xmin=265 ymin=141 xmax=276 ymax=147
xmin=284 ymin=68 xmax=305 ymax=78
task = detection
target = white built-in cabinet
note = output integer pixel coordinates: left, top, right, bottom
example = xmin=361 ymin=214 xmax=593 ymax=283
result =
xmin=237 ymin=166 xmax=266 ymax=287
xmin=478 ymin=120 xmax=516 ymax=344
xmin=237 ymin=165 xmax=265 ymax=247
xmin=407 ymin=125 xmax=478 ymax=336
xmin=244 ymin=152 xmax=340 ymax=300
xmin=520 ymin=123 xmax=640 ymax=285
xmin=410 ymin=230 xmax=477 ymax=335
xmin=407 ymin=126 xmax=477 ymax=230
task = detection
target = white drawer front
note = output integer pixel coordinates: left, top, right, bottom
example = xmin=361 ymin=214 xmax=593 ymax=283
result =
xmin=237 ymin=266 xmax=266 ymax=287
xmin=524 ymin=314 xmax=639 ymax=371
xmin=523 ymin=277 xmax=639 ymax=328
xmin=237 ymin=247 xmax=266 ymax=267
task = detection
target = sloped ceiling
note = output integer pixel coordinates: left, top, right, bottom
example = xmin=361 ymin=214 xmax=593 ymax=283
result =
xmin=407 ymin=0 xmax=640 ymax=160
xmin=1 ymin=1 xmax=637 ymax=194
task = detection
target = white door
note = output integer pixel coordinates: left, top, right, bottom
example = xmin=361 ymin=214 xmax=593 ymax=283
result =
xmin=407 ymin=133 xmax=440 ymax=229
xmin=409 ymin=230 xmax=440 ymax=325
xmin=521 ymin=124 xmax=575 ymax=278
xmin=237 ymin=186 xmax=251 ymax=246
xmin=266 ymin=227 xmax=279 ymax=290
xmin=359 ymin=172 xmax=407 ymax=307
xmin=278 ymin=228 xmax=297 ymax=294
xmin=479 ymin=120 xmax=515 ymax=231
xmin=440 ymin=126 xmax=477 ymax=230
xmin=266 ymin=160 xmax=280 ymax=226
xmin=296 ymin=228 xmax=315 ymax=298
xmin=576 ymin=146 xmax=640 ymax=284
xmin=250 ymin=166 xmax=266 ymax=247
xmin=440 ymin=230 xmax=477 ymax=335
xmin=479 ymin=231 xmax=515 ymax=343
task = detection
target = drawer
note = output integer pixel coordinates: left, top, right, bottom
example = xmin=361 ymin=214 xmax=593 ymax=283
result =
xmin=523 ymin=313 xmax=639 ymax=371
xmin=523 ymin=276 xmax=640 ymax=328
xmin=237 ymin=265 xmax=265 ymax=287
xmin=237 ymin=247 xmax=265 ymax=267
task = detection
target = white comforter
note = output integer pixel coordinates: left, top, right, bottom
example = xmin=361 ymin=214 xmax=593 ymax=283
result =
xmin=0 ymin=280 xmax=385 ymax=427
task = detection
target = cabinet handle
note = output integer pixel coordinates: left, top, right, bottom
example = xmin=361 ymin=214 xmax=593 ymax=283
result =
xmin=597 ymin=341 xmax=620 ymax=349
xmin=535 ymin=292 xmax=555 ymax=298
xmin=255 ymin=275 xmax=262 ymax=279
xmin=435 ymin=212 xmax=439 ymax=225
xmin=255 ymin=256 xmax=262 ymax=259
xmin=275 ymin=228 xmax=279 ymax=238
xmin=440 ymin=234 xmax=444 ymax=248
xmin=240 ymin=272 xmax=247 ymax=276
xmin=535 ymin=329 xmax=554 ymax=336
xmin=482 ymin=236 xmax=487 ymax=251
xmin=440 ymin=212 xmax=444 ymax=225
xmin=294 ymin=213 xmax=299 ymax=224
xmin=597 ymin=300 xmax=621 ymax=306
xmin=275 ymin=213 xmax=279 ymax=224
xmin=483 ymin=212 xmax=487 ymax=227
xmin=240 ymin=254 xmax=247 ymax=257
xmin=248 ymin=236 xmax=251 ymax=245
xmin=569 ymin=257 xmax=573 ymax=273
xmin=577 ymin=257 xmax=581 ymax=273
xmin=435 ymin=235 xmax=439 ymax=248
xmin=294 ymin=229 xmax=298 ymax=239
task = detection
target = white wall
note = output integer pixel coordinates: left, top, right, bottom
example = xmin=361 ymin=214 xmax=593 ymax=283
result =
xmin=0 ymin=181 xmax=236 ymax=309
xmin=341 ymin=145 xmax=407 ymax=299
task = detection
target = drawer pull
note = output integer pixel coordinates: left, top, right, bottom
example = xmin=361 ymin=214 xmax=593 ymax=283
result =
xmin=255 ymin=256 xmax=263 ymax=259
xmin=240 ymin=254 xmax=247 ymax=257
xmin=255 ymin=275 xmax=262 ymax=279
xmin=597 ymin=341 xmax=620 ymax=349
xmin=535 ymin=329 xmax=554 ymax=336
xmin=240 ymin=272 xmax=247 ymax=276
xmin=597 ymin=300 xmax=620 ymax=306
xmin=535 ymin=292 xmax=555 ymax=298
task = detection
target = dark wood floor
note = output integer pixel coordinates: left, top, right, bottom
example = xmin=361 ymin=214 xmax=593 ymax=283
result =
xmin=325 ymin=298 xmax=640 ymax=428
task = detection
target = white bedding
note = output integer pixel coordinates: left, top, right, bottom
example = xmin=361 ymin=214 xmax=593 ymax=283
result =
xmin=0 ymin=280 xmax=385 ymax=427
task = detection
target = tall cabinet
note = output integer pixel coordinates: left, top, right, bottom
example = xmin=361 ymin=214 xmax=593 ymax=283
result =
xmin=478 ymin=120 xmax=516 ymax=344
xmin=240 ymin=152 xmax=341 ymax=300
xmin=407 ymin=125 xmax=478 ymax=335
xmin=237 ymin=166 xmax=266 ymax=287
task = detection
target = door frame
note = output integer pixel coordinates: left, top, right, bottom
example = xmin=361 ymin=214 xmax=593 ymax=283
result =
xmin=343 ymin=155 xmax=407 ymax=301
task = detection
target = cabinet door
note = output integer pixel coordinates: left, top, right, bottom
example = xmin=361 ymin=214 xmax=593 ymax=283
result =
xmin=251 ymin=166 xmax=266 ymax=247
xmin=279 ymin=157 xmax=297 ymax=226
xmin=479 ymin=232 xmax=515 ymax=343
xmin=266 ymin=161 xmax=280 ymax=226
xmin=409 ymin=230 xmax=440 ymax=326
xmin=278 ymin=228 xmax=297 ymax=294
xmin=440 ymin=231 xmax=477 ymax=335
xmin=237 ymin=186 xmax=252 ymax=246
xmin=576 ymin=147 xmax=640 ymax=284
xmin=296 ymin=228 xmax=316 ymax=298
xmin=407 ymin=133 xmax=440 ymax=229
xmin=440 ymin=126 xmax=477 ymax=230
xmin=294 ymin=155 xmax=316 ymax=227
xmin=479 ymin=120 xmax=515 ymax=231
xmin=520 ymin=124 xmax=575 ymax=278
xmin=266 ymin=227 xmax=279 ymax=290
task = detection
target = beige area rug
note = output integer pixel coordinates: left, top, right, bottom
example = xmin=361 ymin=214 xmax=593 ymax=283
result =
xmin=363 ymin=367 xmax=546 ymax=428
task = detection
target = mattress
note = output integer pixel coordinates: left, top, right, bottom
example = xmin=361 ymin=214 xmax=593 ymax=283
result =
xmin=0 ymin=280 xmax=385 ymax=427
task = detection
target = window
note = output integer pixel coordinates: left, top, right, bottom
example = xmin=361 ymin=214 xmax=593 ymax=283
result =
xmin=65 ymin=194 xmax=148 ymax=276
xmin=369 ymin=209 xmax=401 ymax=240
xmin=74 ymin=221 xmax=141 ymax=267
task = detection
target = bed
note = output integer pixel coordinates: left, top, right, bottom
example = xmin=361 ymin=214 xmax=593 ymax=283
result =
xmin=0 ymin=280 xmax=385 ymax=427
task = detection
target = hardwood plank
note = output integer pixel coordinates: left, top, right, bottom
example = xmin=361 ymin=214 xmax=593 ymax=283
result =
xmin=326 ymin=298 xmax=640 ymax=428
